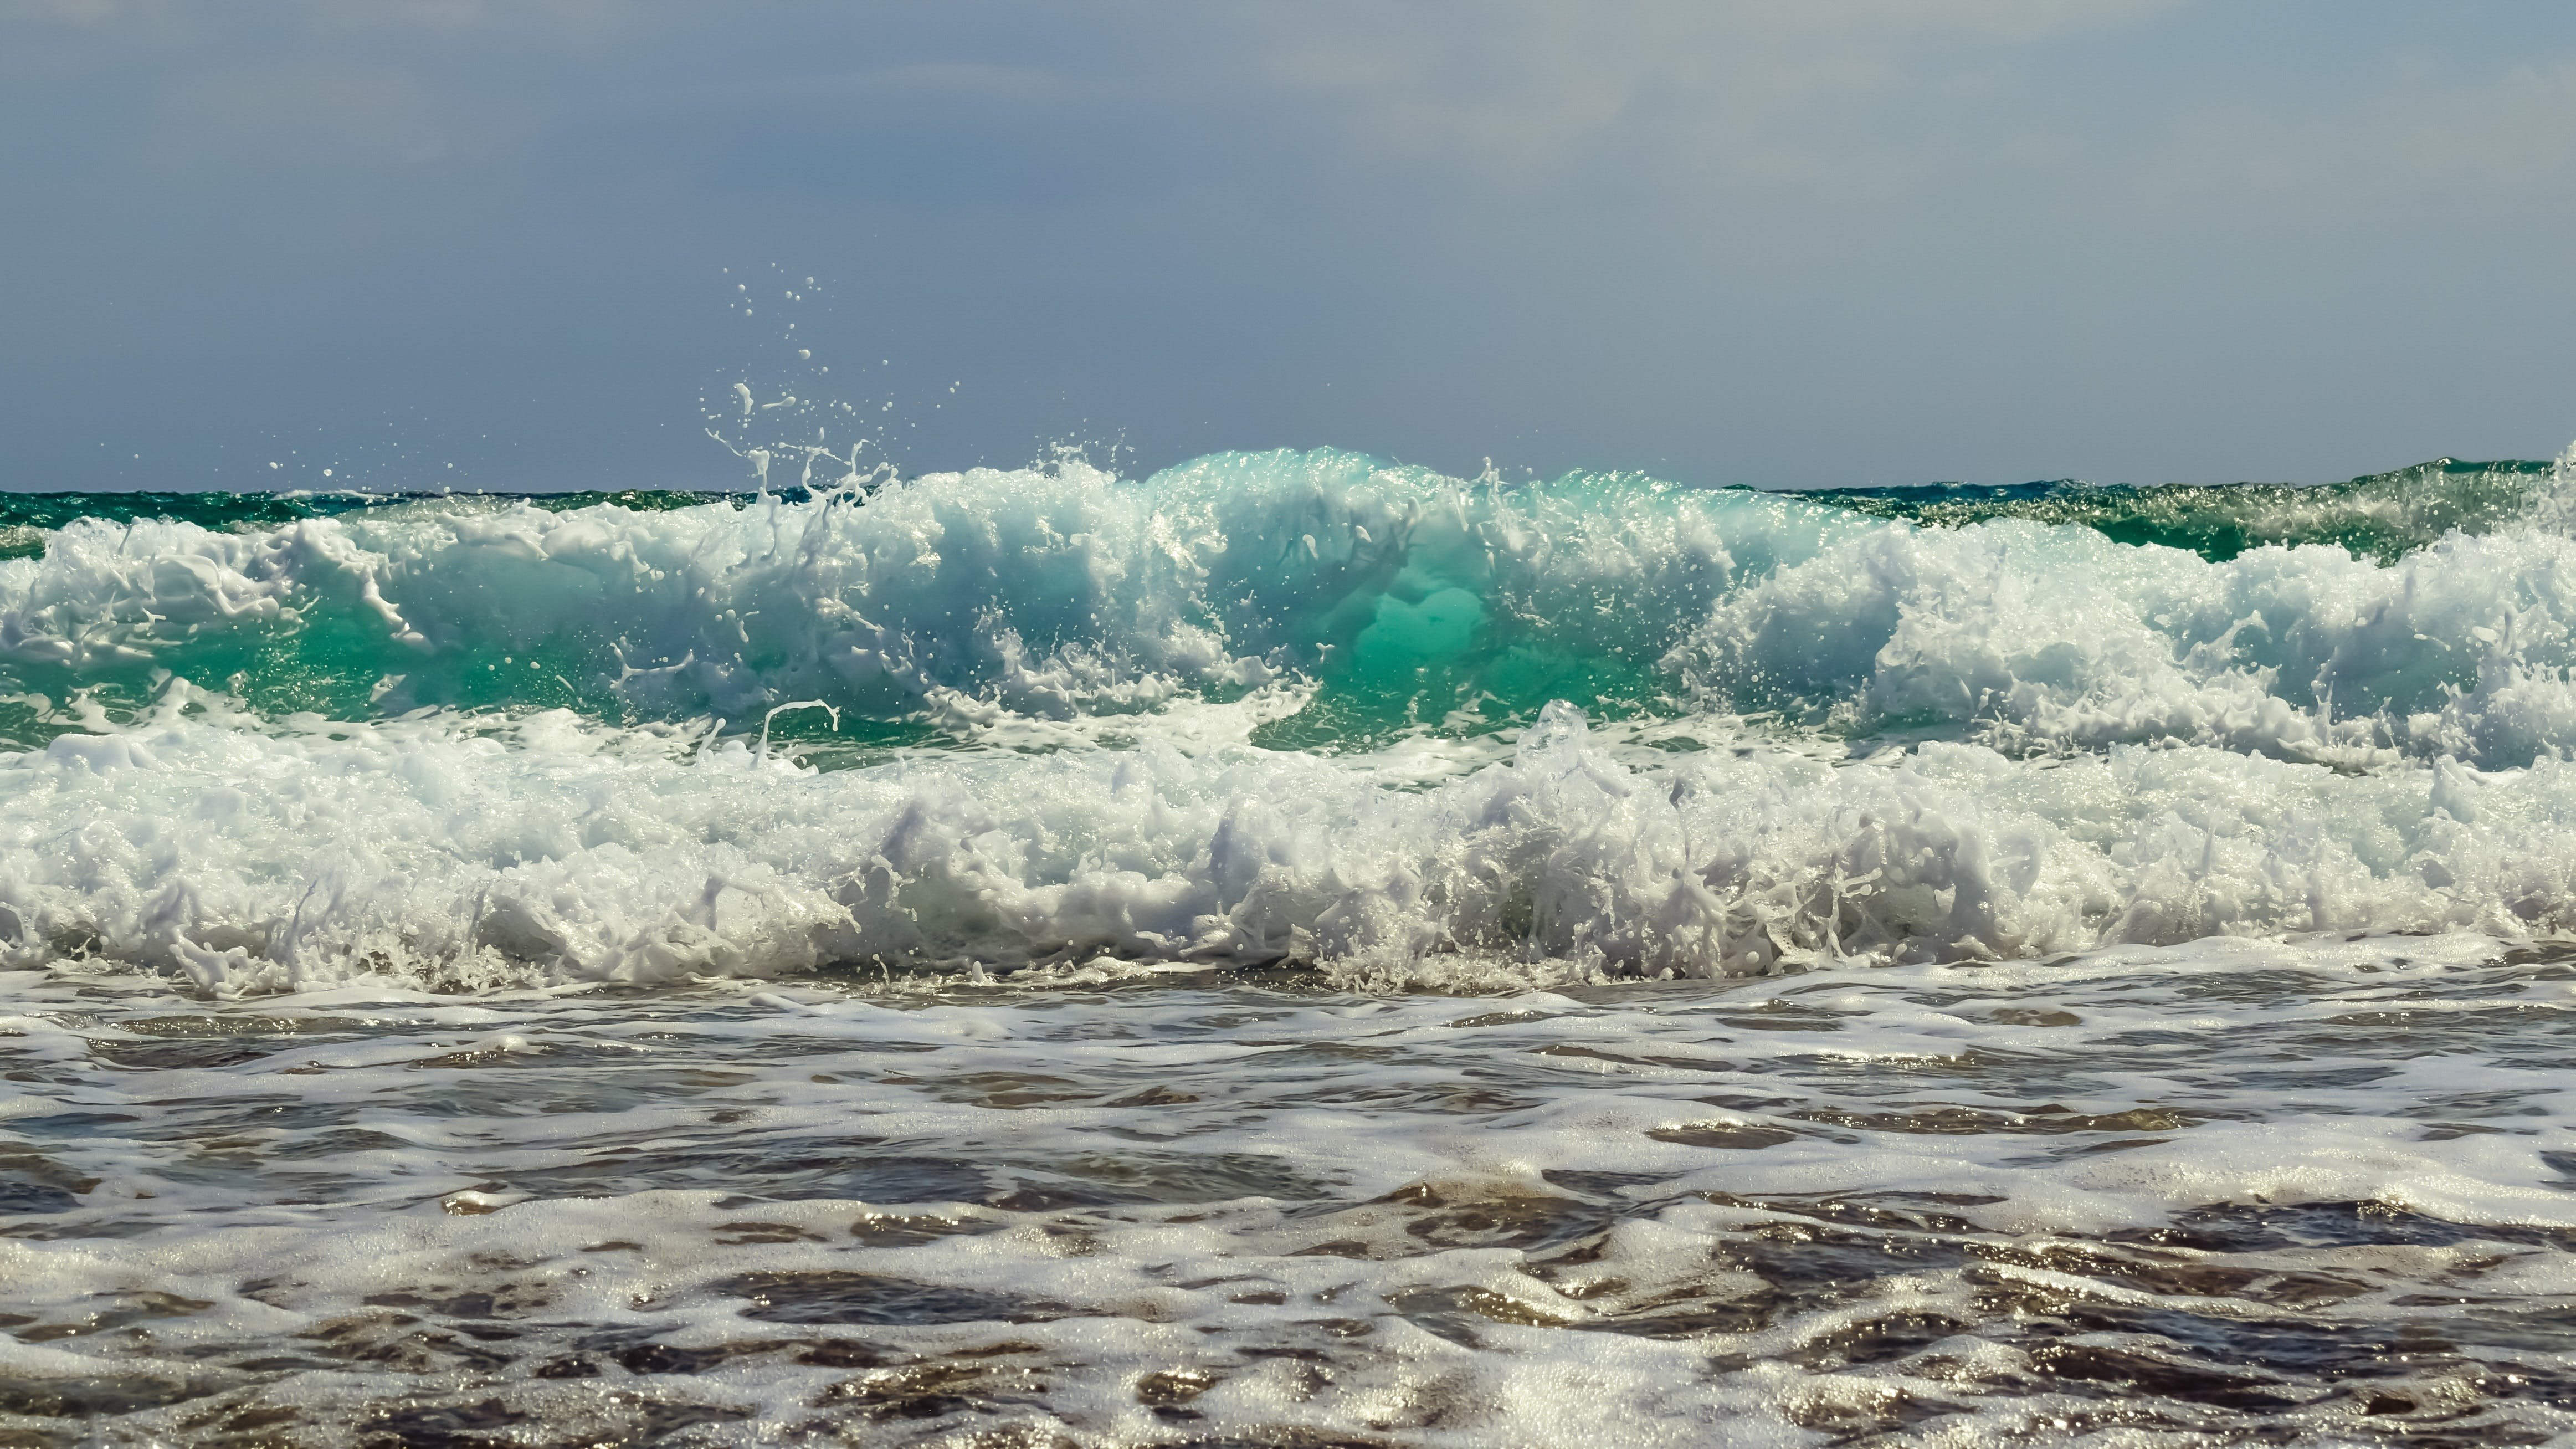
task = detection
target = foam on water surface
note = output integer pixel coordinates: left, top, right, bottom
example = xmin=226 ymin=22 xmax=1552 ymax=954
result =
xmin=9 ymin=446 xmax=2576 ymax=1443
xmin=5 ymin=940 xmax=2576 ymax=1445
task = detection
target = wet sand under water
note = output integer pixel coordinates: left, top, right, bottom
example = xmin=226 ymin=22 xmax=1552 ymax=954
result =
xmin=4 ymin=935 xmax=2576 ymax=1447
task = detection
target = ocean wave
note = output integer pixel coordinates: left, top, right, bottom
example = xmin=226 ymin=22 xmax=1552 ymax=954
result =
xmin=0 ymin=451 xmax=1819 ymax=743
xmin=1670 ymin=478 xmax=2576 ymax=767
xmin=7 ymin=447 xmax=2576 ymax=767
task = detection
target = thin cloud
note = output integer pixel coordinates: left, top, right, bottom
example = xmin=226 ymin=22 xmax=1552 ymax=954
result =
xmin=2146 ymin=57 xmax=2576 ymax=214
xmin=1248 ymin=0 xmax=2185 ymax=190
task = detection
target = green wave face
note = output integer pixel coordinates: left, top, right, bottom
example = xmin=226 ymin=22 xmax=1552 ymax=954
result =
xmin=0 ymin=454 xmax=1854 ymax=754
xmin=1807 ymin=457 xmax=2553 ymax=564
xmin=4 ymin=449 xmax=2574 ymax=767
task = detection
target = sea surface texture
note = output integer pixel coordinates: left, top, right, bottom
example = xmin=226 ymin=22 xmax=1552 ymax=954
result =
xmin=6 ymin=450 xmax=2576 ymax=1446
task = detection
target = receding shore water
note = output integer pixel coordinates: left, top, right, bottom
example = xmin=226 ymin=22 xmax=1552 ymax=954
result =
xmin=8 ymin=940 xmax=2576 ymax=1445
xmin=6 ymin=449 xmax=2576 ymax=1444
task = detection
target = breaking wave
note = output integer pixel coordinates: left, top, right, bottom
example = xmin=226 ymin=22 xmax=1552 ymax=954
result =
xmin=6 ymin=443 xmax=2576 ymax=987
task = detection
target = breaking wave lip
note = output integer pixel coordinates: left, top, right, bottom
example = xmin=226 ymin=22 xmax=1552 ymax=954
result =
xmin=8 ymin=444 xmax=2576 ymax=767
xmin=8 ymin=442 xmax=2576 ymax=991
xmin=3 ymin=451 xmax=2550 ymax=564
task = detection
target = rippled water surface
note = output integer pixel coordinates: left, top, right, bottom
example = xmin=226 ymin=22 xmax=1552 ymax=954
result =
xmin=7 ymin=936 xmax=2576 ymax=1446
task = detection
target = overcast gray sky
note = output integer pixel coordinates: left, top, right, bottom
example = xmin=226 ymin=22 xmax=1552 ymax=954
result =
xmin=7 ymin=1 xmax=2575 ymax=492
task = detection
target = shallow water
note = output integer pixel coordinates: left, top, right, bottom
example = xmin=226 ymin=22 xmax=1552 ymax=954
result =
xmin=12 ymin=449 xmax=2576 ymax=1443
xmin=7 ymin=935 xmax=2576 ymax=1446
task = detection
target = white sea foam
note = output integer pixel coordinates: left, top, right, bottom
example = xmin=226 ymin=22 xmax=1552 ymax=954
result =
xmin=7 ymin=678 xmax=2576 ymax=990
xmin=1670 ymin=474 xmax=2576 ymax=768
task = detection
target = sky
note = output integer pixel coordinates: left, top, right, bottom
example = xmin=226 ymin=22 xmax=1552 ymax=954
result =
xmin=6 ymin=0 xmax=2576 ymax=493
